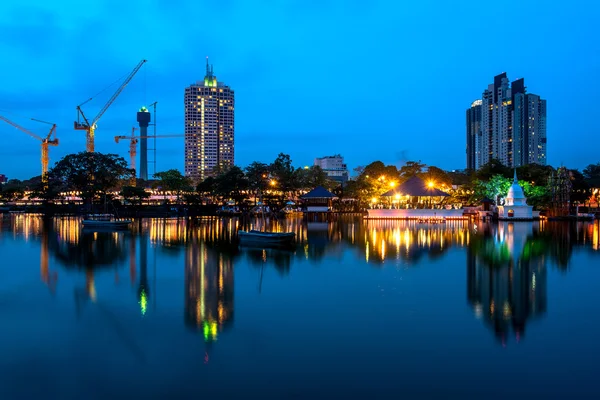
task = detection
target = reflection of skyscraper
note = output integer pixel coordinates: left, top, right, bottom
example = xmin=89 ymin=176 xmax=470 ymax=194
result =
xmin=467 ymin=222 xmax=547 ymax=344
xmin=184 ymin=240 xmax=234 ymax=342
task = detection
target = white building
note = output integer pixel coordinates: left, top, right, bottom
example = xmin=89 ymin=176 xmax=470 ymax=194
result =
xmin=184 ymin=58 xmax=235 ymax=182
xmin=313 ymin=154 xmax=349 ymax=183
xmin=498 ymin=170 xmax=534 ymax=220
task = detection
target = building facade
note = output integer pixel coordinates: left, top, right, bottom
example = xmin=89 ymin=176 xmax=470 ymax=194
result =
xmin=467 ymin=73 xmax=546 ymax=170
xmin=0 ymin=174 xmax=6 ymax=184
xmin=314 ymin=154 xmax=349 ymax=183
xmin=184 ymin=59 xmax=235 ymax=182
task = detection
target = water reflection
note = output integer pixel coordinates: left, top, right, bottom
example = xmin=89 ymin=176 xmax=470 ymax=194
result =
xmin=185 ymin=238 xmax=234 ymax=342
xmin=1 ymin=214 xmax=599 ymax=349
xmin=468 ymin=222 xmax=547 ymax=344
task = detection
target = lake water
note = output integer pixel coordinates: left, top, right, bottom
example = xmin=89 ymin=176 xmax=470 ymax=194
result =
xmin=1 ymin=214 xmax=599 ymax=399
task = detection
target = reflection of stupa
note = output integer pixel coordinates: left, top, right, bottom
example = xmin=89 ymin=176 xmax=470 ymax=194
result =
xmin=498 ymin=170 xmax=533 ymax=220
xmin=467 ymin=222 xmax=546 ymax=344
xmin=184 ymin=241 xmax=234 ymax=342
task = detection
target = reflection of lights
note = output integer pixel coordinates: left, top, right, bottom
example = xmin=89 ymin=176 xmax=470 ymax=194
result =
xmin=474 ymin=303 xmax=483 ymax=319
xmin=139 ymin=289 xmax=147 ymax=315
xmin=503 ymin=302 xmax=511 ymax=319
xmin=532 ymin=273 xmax=536 ymax=290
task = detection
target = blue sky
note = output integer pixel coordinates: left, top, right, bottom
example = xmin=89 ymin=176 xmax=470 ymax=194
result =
xmin=1 ymin=0 xmax=599 ymax=179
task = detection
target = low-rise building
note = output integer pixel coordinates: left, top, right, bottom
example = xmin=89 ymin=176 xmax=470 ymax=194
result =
xmin=314 ymin=154 xmax=349 ymax=184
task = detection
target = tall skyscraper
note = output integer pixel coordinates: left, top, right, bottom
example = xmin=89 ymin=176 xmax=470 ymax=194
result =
xmin=184 ymin=58 xmax=235 ymax=182
xmin=466 ymin=100 xmax=482 ymax=171
xmin=467 ymin=73 xmax=546 ymax=170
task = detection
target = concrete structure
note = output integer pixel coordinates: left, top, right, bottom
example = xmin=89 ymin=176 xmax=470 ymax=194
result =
xmin=0 ymin=174 xmax=6 ymax=184
xmin=498 ymin=170 xmax=534 ymax=220
xmin=184 ymin=58 xmax=235 ymax=182
xmin=314 ymin=155 xmax=349 ymax=183
xmin=468 ymin=73 xmax=546 ymax=169
xmin=466 ymin=100 xmax=482 ymax=171
xmin=136 ymin=107 xmax=151 ymax=181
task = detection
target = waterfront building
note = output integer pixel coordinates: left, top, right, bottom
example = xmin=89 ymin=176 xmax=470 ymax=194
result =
xmin=498 ymin=170 xmax=534 ymax=220
xmin=467 ymin=73 xmax=546 ymax=169
xmin=314 ymin=154 xmax=349 ymax=183
xmin=184 ymin=58 xmax=235 ymax=182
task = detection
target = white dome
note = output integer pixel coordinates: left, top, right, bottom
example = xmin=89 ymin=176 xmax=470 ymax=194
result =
xmin=505 ymin=170 xmax=527 ymax=206
xmin=507 ymin=183 xmax=525 ymax=199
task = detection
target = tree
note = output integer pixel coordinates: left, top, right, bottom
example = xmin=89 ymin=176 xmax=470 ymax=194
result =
xmin=294 ymin=166 xmax=331 ymax=190
xmin=120 ymin=186 xmax=150 ymax=206
xmin=245 ymin=161 xmax=270 ymax=199
xmin=269 ymin=153 xmax=295 ymax=193
xmin=49 ymin=152 xmax=133 ymax=205
xmin=583 ymin=163 xmax=600 ymax=187
xmin=153 ymin=169 xmax=191 ymax=204
xmin=476 ymin=159 xmax=512 ymax=181
xmin=421 ymin=166 xmax=451 ymax=188
xmin=472 ymin=174 xmax=511 ymax=204
xmin=197 ymin=177 xmax=217 ymax=197
xmin=399 ymin=161 xmax=426 ymax=178
xmin=214 ymin=166 xmax=248 ymax=203
xmin=569 ymin=169 xmax=590 ymax=205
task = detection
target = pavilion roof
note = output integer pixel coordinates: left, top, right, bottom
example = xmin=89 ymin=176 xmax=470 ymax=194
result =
xmin=301 ymin=186 xmax=338 ymax=199
xmin=382 ymin=176 xmax=449 ymax=197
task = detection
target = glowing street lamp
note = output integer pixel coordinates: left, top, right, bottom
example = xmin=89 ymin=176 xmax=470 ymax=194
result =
xmin=389 ymin=181 xmax=396 ymax=188
xmin=427 ymin=181 xmax=435 ymax=188
xmin=269 ymin=179 xmax=276 ymax=186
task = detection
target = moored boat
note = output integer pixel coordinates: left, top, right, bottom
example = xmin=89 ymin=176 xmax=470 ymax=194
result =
xmin=238 ymin=230 xmax=295 ymax=246
xmin=82 ymin=214 xmax=131 ymax=230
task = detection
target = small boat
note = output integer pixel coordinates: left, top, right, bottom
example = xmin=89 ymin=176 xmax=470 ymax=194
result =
xmin=82 ymin=214 xmax=131 ymax=230
xmin=238 ymin=230 xmax=295 ymax=246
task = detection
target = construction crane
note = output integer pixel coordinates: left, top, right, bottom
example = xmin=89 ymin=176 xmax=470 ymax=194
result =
xmin=75 ymin=59 xmax=147 ymax=153
xmin=114 ymin=133 xmax=183 ymax=179
xmin=0 ymin=115 xmax=58 ymax=181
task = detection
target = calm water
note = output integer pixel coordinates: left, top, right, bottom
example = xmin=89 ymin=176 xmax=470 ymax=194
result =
xmin=1 ymin=214 xmax=599 ymax=399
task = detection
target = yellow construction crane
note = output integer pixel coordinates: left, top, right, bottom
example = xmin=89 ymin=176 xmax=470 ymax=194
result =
xmin=0 ymin=115 xmax=58 ymax=181
xmin=75 ymin=59 xmax=147 ymax=153
xmin=114 ymin=132 xmax=183 ymax=178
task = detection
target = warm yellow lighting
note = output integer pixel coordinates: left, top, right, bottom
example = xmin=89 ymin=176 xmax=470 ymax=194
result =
xmin=394 ymin=194 xmax=401 ymax=200
xmin=428 ymin=181 xmax=434 ymax=188
xmin=371 ymin=197 xmax=378 ymax=204
xmin=389 ymin=181 xmax=396 ymax=188
xmin=269 ymin=179 xmax=276 ymax=186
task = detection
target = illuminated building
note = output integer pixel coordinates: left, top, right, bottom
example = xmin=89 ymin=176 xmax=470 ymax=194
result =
xmin=468 ymin=73 xmax=546 ymax=169
xmin=0 ymin=174 xmax=6 ymax=184
xmin=184 ymin=57 xmax=235 ymax=182
xmin=184 ymin=241 xmax=234 ymax=342
xmin=466 ymin=100 xmax=482 ymax=171
xmin=313 ymin=155 xmax=349 ymax=183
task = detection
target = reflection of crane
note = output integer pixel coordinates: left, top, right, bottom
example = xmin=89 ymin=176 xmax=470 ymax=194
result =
xmin=0 ymin=115 xmax=58 ymax=181
xmin=114 ymin=133 xmax=183 ymax=177
xmin=75 ymin=59 xmax=147 ymax=153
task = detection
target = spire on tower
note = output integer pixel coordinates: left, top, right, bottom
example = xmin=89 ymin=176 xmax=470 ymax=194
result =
xmin=513 ymin=168 xmax=518 ymax=183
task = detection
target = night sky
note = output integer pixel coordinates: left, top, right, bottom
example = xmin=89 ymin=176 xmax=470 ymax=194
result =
xmin=1 ymin=0 xmax=598 ymax=180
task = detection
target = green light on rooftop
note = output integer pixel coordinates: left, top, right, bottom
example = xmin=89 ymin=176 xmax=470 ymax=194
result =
xmin=139 ymin=106 xmax=148 ymax=112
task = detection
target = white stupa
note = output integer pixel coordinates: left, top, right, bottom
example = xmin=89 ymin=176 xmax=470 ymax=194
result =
xmin=498 ymin=170 xmax=533 ymax=220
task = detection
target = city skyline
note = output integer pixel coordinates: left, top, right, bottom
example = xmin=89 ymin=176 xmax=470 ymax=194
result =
xmin=1 ymin=0 xmax=599 ymax=179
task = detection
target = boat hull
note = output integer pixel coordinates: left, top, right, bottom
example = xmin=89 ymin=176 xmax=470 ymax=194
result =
xmin=82 ymin=220 xmax=132 ymax=230
xmin=238 ymin=230 xmax=295 ymax=246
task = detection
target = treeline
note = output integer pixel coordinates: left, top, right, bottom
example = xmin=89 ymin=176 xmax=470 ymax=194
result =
xmin=1 ymin=152 xmax=599 ymax=211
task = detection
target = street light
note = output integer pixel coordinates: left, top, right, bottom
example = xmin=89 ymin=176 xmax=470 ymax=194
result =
xmin=428 ymin=181 xmax=434 ymax=188
xmin=389 ymin=181 xmax=396 ymax=188
xmin=269 ymin=179 xmax=276 ymax=186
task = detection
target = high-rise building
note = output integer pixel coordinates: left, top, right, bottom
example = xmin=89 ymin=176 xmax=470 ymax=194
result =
xmin=466 ymin=100 xmax=482 ymax=171
xmin=467 ymin=73 xmax=546 ymax=169
xmin=314 ymin=154 xmax=349 ymax=183
xmin=184 ymin=58 xmax=235 ymax=182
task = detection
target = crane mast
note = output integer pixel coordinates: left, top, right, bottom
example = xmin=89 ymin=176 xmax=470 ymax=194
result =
xmin=114 ymin=133 xmax=183 ymax=181
xmin=75 ymin=59 xmax=147 ymax=152
xmin=0 ymin=115 xmax=58 ymax=182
